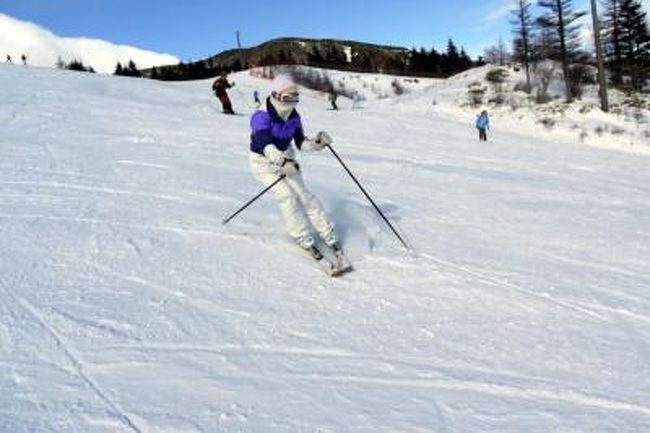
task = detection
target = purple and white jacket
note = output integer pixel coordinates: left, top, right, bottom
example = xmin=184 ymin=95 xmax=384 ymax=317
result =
xmin=250 ymin=98 xmax=306 ymax=157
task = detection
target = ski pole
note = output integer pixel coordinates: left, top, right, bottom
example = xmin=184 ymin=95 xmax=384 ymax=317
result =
xmin=326 ymin=144 xmax=410 ymax=251
xmin=222 ymin=174 xmax=286 ymax=225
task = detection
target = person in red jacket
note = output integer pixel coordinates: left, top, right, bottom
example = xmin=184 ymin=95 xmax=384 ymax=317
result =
xmin=212 ymin=72 xmax=235 ymax=114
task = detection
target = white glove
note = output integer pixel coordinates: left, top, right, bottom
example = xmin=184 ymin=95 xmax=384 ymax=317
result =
xmin=281 ymin=158 xmax=300 ymax=177
xmin=263 ymin=144 xmax=285 ymax=165
xmin=314 ymin=131 xmax=333 ymax=149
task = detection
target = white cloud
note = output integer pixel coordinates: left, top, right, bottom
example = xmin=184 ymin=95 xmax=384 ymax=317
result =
xmin=468 ymin=0 xmax=515 ymax=34
xmin=578 ymin=13 xmax=594 ymax=50
xmin=0 ymin=13 xmax=179 ymax=73
xmin=481 ymin=0 xmax=515 ymax=26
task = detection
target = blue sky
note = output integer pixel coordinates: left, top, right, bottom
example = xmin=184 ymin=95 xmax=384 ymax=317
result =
xmin=0 ymin=0 xmax=521 ymax=59
xmin=0 ymin=0 xmax=617 ymax=61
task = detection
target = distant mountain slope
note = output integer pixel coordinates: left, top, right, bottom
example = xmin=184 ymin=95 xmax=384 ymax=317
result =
xmin=142 ymin=37 xmax=476 ymax=80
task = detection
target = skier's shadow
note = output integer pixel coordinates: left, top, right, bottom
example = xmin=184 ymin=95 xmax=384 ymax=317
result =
xmin=328 ymin=195 xmax=401 ymax=253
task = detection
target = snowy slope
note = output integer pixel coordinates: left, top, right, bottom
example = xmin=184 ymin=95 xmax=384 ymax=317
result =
xmin=1 ymin=63 xmax=650 ymax=432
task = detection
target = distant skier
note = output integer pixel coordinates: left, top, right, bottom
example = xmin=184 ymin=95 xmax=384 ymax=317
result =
xmin=6 ymin=54 xmax=12 ymax=63
xmin=21 ymin=54 xmax=27 ymax=66
xmin=475 ymin=110 xmax=490 ymax=142
xmin=253 ymin=89 xmax=261 ymax=108
xmin=212 ymin=72 xmax=235 ymax=114
xmin=351 ymin=91 xmax=362 ymax=110
xmin=328 ymin=91 xmax=338 ymax=110
xmin=249 ymin=76 xmax=342 ymax=260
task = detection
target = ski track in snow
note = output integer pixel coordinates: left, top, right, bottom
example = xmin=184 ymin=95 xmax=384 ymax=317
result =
xmin=0 ymin=275 xmax=144 ymax=433
xmin=85 ymin=341 xmax=650 ymax=414
xmin=1 ymin=64 xmax=650 ymax=432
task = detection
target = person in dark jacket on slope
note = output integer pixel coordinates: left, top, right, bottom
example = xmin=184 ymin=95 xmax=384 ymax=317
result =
xmin=212 ymin=72 xmax=235 ymax=114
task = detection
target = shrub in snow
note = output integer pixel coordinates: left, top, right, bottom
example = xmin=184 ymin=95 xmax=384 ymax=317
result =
xmin=485 ymin=68 xmax=509 ymax=84
xmin=467 ymin=81 xmax=487 ymax=107
xmin=579 ymin=104 xmax=593 ymax=114
xmin=622 ymin=95 xmax=648 ymax=110
xmin=488 ymin=94 xmax=507 ymax=106
xmin=509 ymin=100 xmax=520 ymax=111
xmin=538 ymin=117 xmax=555 ymax=129
xmin=284 ymin=67 xmax=334 ymax=93
xmin=567 ymin=64 xmax=595 ymax=100
xmin=534 ymin=64 xmax=557 ymax=104
xmin=485 ymin=68 xmax=509 ymax=106
xmin=513 ymin=81 xmax=531 ymax=93
xmin=391 ymin=79 xmax=405 ymax=95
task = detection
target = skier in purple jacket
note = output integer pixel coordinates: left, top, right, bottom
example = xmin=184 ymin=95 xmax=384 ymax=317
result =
xmin=249 ymin=76 xmax=339 ymax=258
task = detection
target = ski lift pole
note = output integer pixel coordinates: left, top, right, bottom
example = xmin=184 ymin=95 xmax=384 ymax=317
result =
xmin=222 ymin=175 xmax=286 ymax=225
xmin=326 ymin=144 xmax=410 ymax=251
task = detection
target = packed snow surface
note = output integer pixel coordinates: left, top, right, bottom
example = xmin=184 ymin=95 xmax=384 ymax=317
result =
xmin=1 ymin=64 xmax=649 ymax=432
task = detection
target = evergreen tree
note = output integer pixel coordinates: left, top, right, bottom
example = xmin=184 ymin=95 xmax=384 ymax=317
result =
xmin=114 ymin=62 xmax=124 ymax=75
xmin=602 ymin=0 xmax=649 ymax=90
xmin=446 ymin=39 xmax=460 ymax=72
xmin=126 ymin=60 xmax=141 ymax=77
xmin=308 ymin=46 xmax=325 ymax=65
xmin=618 ymin=0 xmax=649 ymax=90
xmin=351 ymin=48 xmax=372 ymax=69
xmin=66 ymin=59 xmax=94 ymax=73
xmin=602 ymin=0 xmax=625 ymax=85
xmin=459 ymin=48 xmax=473 ymax=70
xmin=409 ymin=47 xmax=429 ymax=73
xmin=536 ymin=0 xmax=587 ymax=101
xmin=325 ymin=44 xmax=347 ymax=65
xmin=427 ymin=48 xmax=443 ymax=76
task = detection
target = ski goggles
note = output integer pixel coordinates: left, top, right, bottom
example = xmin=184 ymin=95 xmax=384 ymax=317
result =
xmin=272 ymin=90 xmax=300 ymax=104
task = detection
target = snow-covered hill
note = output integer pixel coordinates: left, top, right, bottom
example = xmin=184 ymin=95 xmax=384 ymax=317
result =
xmin=277 ymin=63 xmax=649 ymax=156
xmin=1 ymin=63 xmax=649 ymax=432
xmin=428 ymin=64 xmax=650 ymax=155
xmin=0 ymin=13 xmax=178 ymax=73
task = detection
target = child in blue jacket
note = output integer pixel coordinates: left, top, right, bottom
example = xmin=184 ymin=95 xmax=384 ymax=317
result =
xmin=475 ymin=110 xmax=489 ymax=141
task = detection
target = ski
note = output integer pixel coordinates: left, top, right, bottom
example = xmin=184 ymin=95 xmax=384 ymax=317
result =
xmin=308 ymin=243 xmax=354 ymax=277
xmin=332 ymin=248 xmax=354 ymax=275
xmin=303 ymin=245 xmax=343 ymax=277
xmin=327 ymin=244 xmax=353 ymax=275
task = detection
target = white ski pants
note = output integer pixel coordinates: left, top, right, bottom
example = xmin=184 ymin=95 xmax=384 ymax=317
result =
xmin=249 ymin=153 xmax=336 ymax=248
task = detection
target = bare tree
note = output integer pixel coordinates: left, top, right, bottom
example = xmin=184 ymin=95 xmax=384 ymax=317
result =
xmin=511 ymin=0 xmax=535 ymax=92
xmin=484 ymin=37 xmax=511 ymax=65
xmin=590 ymin=0 xmax=609 ymax=111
